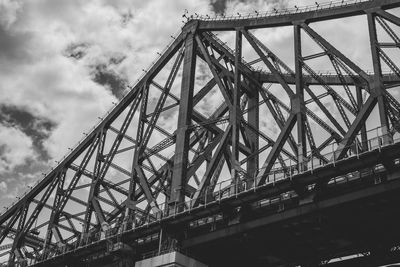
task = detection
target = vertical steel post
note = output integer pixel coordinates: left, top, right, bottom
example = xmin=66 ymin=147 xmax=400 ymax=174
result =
xmin=377 ymin=127 xmax=381 ymax=151
xmin=231 ymin=29 xmax=242 ymax=185
xmin=356 ymin=85 xmax=368 ymax=151
xmin=332 ymin=143 xmax=336 ymax=166
xmin=356 ymin=137 xmax=359 ymax=158
xmin=367 ymin=12 xmax=391 ymax=145
xmin=170 ymin=28 xmax=197 ymax=210
xmin=205 ymin=191 xmax=207 ymax=208
xmin=311 ymin=149 xmax=314 ymax=172
xmin=158 ymin=228 xmax=163 ymax=255
xmin=247 ymin=82 xmax=259 ymax=187
xmin=294 ymin=23 xmax=307 ymax=172
xmin=84 ymin=130 xmax=105 ymax=233
xmin=219 ymin=182 xmax=222 ymax=202
xmin=126 ymin=83 xmax=149 ymax=230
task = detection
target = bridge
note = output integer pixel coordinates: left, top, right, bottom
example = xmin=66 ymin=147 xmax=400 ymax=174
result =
xmin=1 ymin=0 xmax=400 ymax=266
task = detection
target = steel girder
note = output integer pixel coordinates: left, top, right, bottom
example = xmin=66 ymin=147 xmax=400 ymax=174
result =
xmin=1 ymin=1 xmax=400 ymax=266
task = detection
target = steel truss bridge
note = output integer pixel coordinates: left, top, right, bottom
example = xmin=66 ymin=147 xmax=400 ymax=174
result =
xmin=2 ymin=0 xmax=400 ymax=266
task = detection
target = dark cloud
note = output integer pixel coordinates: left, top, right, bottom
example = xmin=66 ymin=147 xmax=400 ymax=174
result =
xmin=0 ymin=24 xmax=33 ymax=63
xmin=121 ymin=10 xmax=134 ymax=27
xmin=0 ymin=105 xmax=56 ymax=160
xmin=210 ymin=0 xmax=228 ymax=14
xmin=109 ymin=55 xmax=127 ymax=65
xmin=64 ymin=43 xmax=90 ymax=60
xmin=93 ymin=64 xmax=128 ymax=99
xmin=64 ymin=42 xmax=129 ymax=99
xmin=209 ymin=0 xmax=287 ymax=15
xmin=0 ymin=145 xmax=7 ymax=157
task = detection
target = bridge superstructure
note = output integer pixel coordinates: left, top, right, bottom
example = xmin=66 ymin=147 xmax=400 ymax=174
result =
xmin=1 ymin=0 xmax=400 ymax=266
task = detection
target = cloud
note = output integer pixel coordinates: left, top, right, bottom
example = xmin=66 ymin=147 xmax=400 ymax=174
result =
xmin=0 ymin=124 xmax=36 ymax=173
xmin=0 ymin=24 xmax=34 ymax=65
xmin=92 ymin=64 xmax=128 ymax=99
xmin=0 ymin=181 xmax=7 ymax=193
xmin=0 ymin=104 xmax=56 ymax=160
xmin=0 ymin=0 xmax=22 ymax=29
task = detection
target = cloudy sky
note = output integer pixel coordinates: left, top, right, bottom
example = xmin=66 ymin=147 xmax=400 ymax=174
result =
xmin=0 ymin=0 xmax=397 ymax=210
xmin=0 ymin=0 xmax=302 ymax=209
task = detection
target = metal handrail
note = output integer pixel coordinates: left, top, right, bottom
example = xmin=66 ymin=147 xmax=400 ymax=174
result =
xmin=186 ymin=0 xmax=369 ymax=23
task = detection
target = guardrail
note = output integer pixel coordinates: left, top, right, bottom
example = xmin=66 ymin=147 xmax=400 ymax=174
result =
xmin=186 ymin=0 xmax=370 ymax=22
xmin=256 ymin=69 xmax=398 ymax=77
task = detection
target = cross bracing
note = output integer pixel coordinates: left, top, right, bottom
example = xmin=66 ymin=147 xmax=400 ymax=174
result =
xmin=1 ymin=0 xmax=400 ymax=266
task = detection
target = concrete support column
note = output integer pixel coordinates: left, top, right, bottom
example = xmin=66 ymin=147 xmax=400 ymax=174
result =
xmin=135 ymin=251 xmax=208 ymax=267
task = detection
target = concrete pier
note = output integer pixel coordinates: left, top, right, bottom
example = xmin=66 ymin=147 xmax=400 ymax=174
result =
xmin=135 ymin=251 xmax=208 ymax=267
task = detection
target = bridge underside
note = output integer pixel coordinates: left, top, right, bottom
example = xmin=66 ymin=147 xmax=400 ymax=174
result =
xmin=188 ymin=177 xmax=400 ymax=267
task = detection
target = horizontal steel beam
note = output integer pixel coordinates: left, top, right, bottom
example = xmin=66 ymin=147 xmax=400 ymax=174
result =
xmin=197 ymin=0 xmax=400 ymax=30
xmin=257 ymin=72 xmax=400 ymax=85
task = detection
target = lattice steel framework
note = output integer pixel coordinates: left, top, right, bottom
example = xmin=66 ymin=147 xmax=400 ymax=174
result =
xmin=1 ymin=0 xmax=400 ymax=266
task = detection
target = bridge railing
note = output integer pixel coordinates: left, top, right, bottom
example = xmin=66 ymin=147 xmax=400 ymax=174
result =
xmin=115 ymin=126 xmax=399 ymax=225
xmin=187 ymin=0 xmax=369 ymax=22
xmin=256 ymin=69 xmax=397 ymax=77
xmin=257 ymin=126 xmax=398 ymax=182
